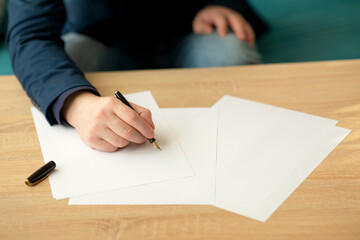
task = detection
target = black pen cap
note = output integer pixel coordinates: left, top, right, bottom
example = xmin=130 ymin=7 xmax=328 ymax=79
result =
xmin=25 ymin=161 xmax=56 ymax=186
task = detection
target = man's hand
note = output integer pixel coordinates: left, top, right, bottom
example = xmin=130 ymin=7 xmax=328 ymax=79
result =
xmin=193 ymin=5 xmax=255 ymax=46
xmin=61 ymin=91 xmax=155 ymax=152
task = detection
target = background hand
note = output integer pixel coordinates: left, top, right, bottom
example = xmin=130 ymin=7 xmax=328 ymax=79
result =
xmin=61 ymin=91 xmax=155 ymax=152
xmin=192 ymin=5 xmax=255 ymax=46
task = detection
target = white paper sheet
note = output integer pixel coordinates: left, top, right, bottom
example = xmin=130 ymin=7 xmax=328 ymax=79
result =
xmin=253 ymin=126 xmax=350 ymax=220
xmin=31 ymin=91 xmax=195 ymax=199
xmin=69 ymin=108 xmax=218 ymax=205
xmin=214 ymin=102 xmax=350 ymax=222
xmin=213 ymin=95 xmax=338 ymax=126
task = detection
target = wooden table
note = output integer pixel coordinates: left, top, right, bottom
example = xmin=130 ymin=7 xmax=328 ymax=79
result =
xmin=1 ymin=60 xmax=359 ymax=240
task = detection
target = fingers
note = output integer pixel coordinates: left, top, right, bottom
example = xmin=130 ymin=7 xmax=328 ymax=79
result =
xmin=101 ymin=127 xmax=132 ymax=147
xmin=81 ymin=113 xmax=146 ymax=152
xmin=227 ymin=13 xmax=255 ymax=46
xmin=114 ymin=102 xmax=155 ymax=139
xmin=227 ymin=14 xmax=246 ymax=41
xmin=107 ymin=114 xmax=146 ymax=144
xmin=212 ymin=14 xmax=228 ymax=37
xmin=131 ymin=102 xmax=155 ymax=129
xmin=192 ymin=6 xmax=256 ymax=46
xmin=192 ymin=6 xmax=228 ymax=37
xmin=244 ymin=22 xmax=256 ymax=47
xmin=84 ymin=136 xmax=119 ymax=152
xmin=82 ymin=113 xmax=147 ymax=151
xmin=193 ymin=18 xmax=214 ymax=34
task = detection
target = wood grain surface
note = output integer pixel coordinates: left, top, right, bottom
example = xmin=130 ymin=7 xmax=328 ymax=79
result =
xmin=0 ymin=60 xmax=359 ymax=240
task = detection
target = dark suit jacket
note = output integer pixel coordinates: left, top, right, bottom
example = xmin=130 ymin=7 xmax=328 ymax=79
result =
xmin=6 ymin=0 xmax=268 ymax=124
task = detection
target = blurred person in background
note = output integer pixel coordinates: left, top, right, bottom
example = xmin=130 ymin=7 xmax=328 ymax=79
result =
xmin=7 ymin=0 xmax=268 ymax=152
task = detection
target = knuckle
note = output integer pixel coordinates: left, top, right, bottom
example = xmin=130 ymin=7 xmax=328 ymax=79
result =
xmin=113 ymin=137 xmax=125 ymax=147
xmin=122 ymin=127 xmax=134 ymax=139
xmin=84 ymin=134 xmax=97 ymax=144
xmin=193 ymin=22 xmax=201 ymax=30
xmin=143 ymin=108 xmax=151 ymax=116
xmin=103 ymin=97 xmax=116 ymax=107
xmin=118 ymin=139 xmax=129 ymax=148
xmin=94 ymin=108 xmax=106 ymax=120
xmin=127 ymin=112 xmax=139 ymax=124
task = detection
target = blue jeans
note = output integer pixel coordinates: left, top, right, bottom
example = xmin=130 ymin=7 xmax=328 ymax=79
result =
xmin=62 ymin=32 xmax=262 ymax=72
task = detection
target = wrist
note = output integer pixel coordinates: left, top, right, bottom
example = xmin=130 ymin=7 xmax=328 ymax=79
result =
xmin=61 ymin=91 xmax=97 ymax=126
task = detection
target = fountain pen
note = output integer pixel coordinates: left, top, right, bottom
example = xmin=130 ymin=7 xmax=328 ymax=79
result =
xmin=114 ymin=90 xmax=160 ymax=150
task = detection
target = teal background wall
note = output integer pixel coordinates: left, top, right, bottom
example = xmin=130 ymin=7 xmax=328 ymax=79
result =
xmin=0 ymin=42 xmax=11 ymax=75
xmin=250 ymin=0 xmax=360 ymax=63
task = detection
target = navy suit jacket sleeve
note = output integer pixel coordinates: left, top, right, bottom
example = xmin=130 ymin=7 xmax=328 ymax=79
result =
xmin=6 ymin=0 xmax=95 ymax=125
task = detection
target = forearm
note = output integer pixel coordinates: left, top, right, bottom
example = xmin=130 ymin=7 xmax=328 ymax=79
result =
xmin=6 ymin=0 xmax=94 ymax=125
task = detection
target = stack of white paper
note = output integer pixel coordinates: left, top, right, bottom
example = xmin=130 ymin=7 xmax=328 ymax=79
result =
xmin=31 ymin=91 xmax=350 ymax=222
xmin=213 ymin=96 xmax=350 ymax=221
xmin=31 ymin=91 xmax=195 ymax=199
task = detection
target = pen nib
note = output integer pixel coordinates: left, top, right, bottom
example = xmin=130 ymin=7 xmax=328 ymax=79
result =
xmin=153 ymin=141 xmax=161 ymax=150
